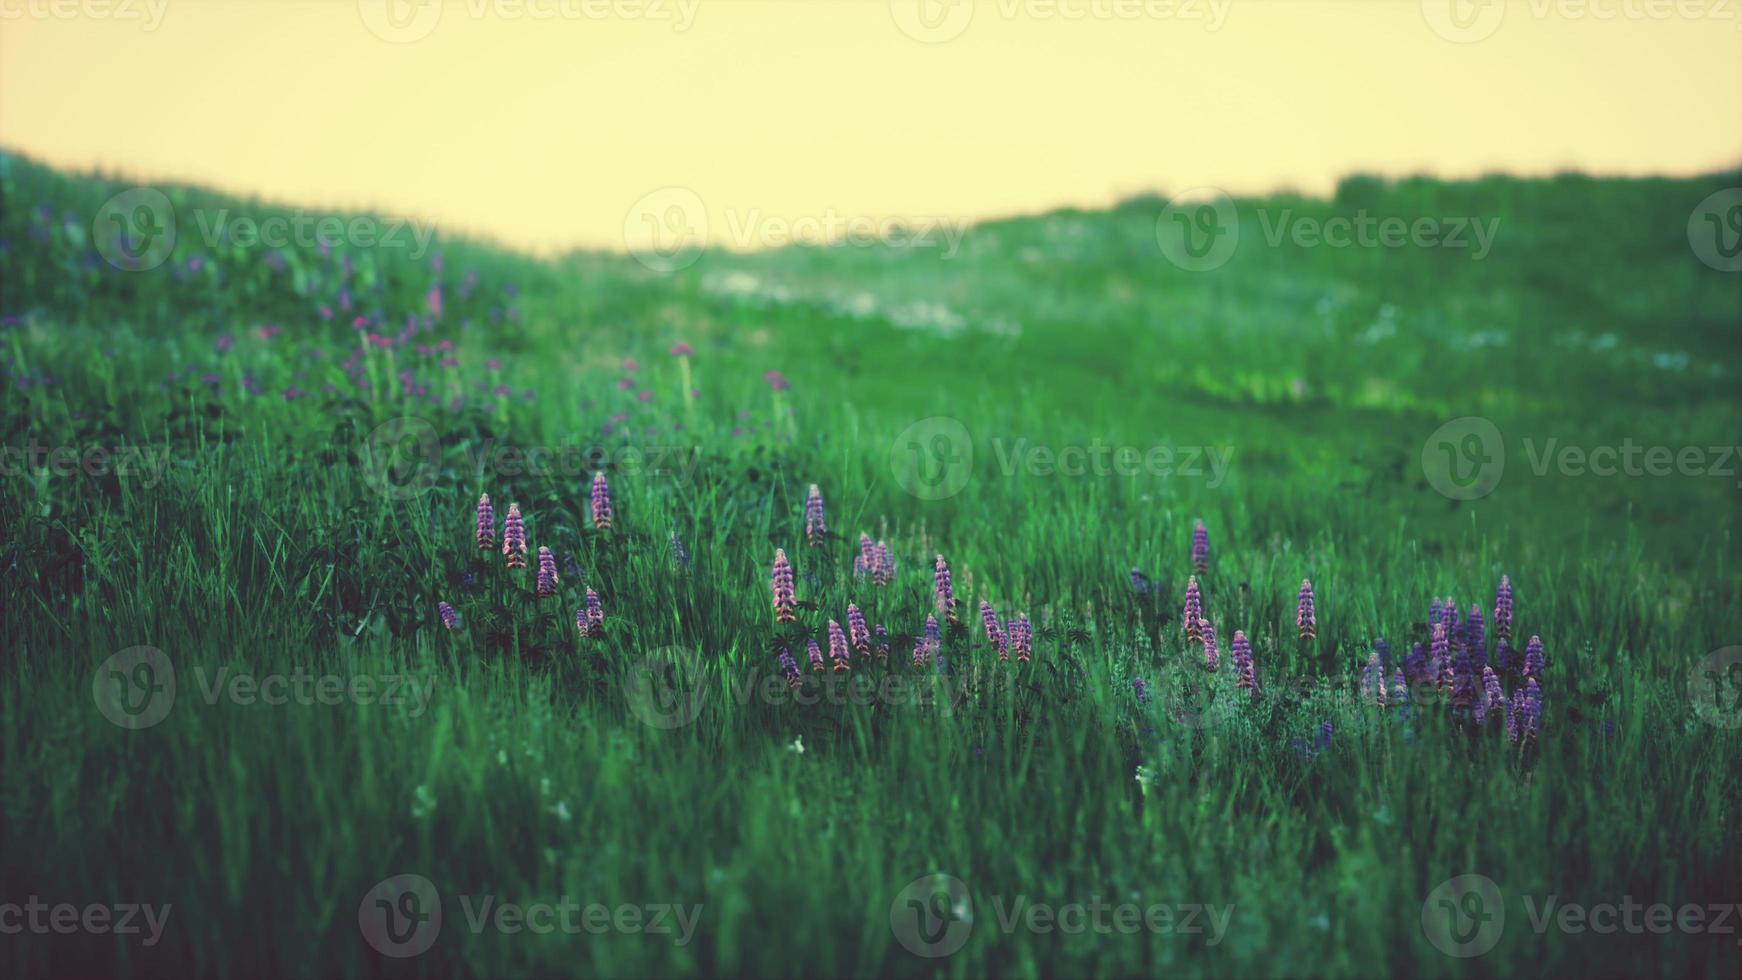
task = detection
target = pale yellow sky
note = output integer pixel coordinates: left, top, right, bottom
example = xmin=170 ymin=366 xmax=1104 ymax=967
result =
xmin=2 ymin=0 xmax=1738 ymax=254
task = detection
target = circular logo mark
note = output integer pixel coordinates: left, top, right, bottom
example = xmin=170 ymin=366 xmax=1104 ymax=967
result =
xmin=93 ymin=188 xmax=177 ymax=272
xmin=890 ymin=0 xmax=974 ymax=43
xmin=1421 ymin=874 xmax=1504 ymax=958
xmin=624 ymin=186 xmax=708 ymax=273
xmin=1689 ymin=646 xmax=1742 ymax=729
xmin=890 ymin=416 xmax=973 ymax=501
xmin=1156 ymin=187 xmax=1238 ymax=272
xmin=890 ymin=873 xmax=973 ymax=958
xmin=362 ymin=416 xmax=441 ymax=501
xmin=358 ymin=0 xmax=443 ymax=43
xmin=1419 ymin=0 xmax=1505 ymax=43
xmin=358 ymin=873 xmax=443 ymax=958
xmin=1421 ymin=416 xmax=1504 ymax=500
xmin=1688 ymin=188 xmax=1742 ymax=273
xmin=624 ymin=646 xmax=706 ymax=729
xmin=93 ymin=646 xmax=176 ymax=729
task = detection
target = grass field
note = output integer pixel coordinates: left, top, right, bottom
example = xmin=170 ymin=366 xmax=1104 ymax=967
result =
xmin=2 ymin=150 xmax=1740 ymax=978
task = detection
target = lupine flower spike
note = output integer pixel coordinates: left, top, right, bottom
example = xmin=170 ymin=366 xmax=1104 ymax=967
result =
xmin=536 ymin=546 xmax=559 ymax=598
xmin=1522 ymin=677 xmax=1543 ymax=741
xmin=590 ymin=472 xmax=614 ymax=530
xmin=778 ymin=646 xmax=802 ymax=689
xmin=669 ymin=532 xmax=691 ymax=570
xmin=1390 ymin=667 xmax=1410 ymax=704
xmin=980 ymin=601 xmax=1007 ymax=660
xmin=847 ymin=604 xmax=871 ymax=657
xmin=1133 ymin=677 xmax=1151 ymax=706
xmin=1479 ymin=667 xmax=1505 ymax=726
xmin=1494 ymin=575 xmax=1514 ymax=642
xmin=1011 ymin=614 xmax=1032 ymax=662
xmin=475 ymin=493 xmax=495 ymax=550
xmin=1405 ymin=642 xmax=1429 ymax=687
xmin=502 ymin=502 xmax=527 ymax=568
xmin=1201 ymin=619 xmax=1219 ymax=672
xmin=1524 ymin=636 xmax=1545 ymax=679
xmin=872 ymin=542 xmax=894 ymax=587
xmin=1432 ymin=624 xmax=1452 ymax=697
xmin=804 ymin=484 xmax=827 ymax=546
xmin=772 ymin=549 xmax=797 ymax=624
xmin=1191 ymin=519 xmax=1210 ymax=575
xmin=1466 ymin=607 xmax=1487 ymax=671
xmin=583 ymin=589 xmax=604 ymax=637
xmin=1296 ymin=580 xmax=1317 ymax=640
xmin=808 ymin=638 xmax=826 ymax=673
xmin=934 ymin=555 xmax=958 ymax=623
xmin=1362 ymin=652 xmax=1382 ymax=704
xmin=1232 ymin=630 xmax=1256 ymax=695
xmin=1183 ymin=576 xmax=1203 ymax=645
xmin=828 ymin=620 xmax=850 ymax=670
xmin=875 ymin=624 xmax=890 ymax=664
xmin=914 ymin=614 xmax=941 ymax=668
xmin=854 ymin=534 xmax=875 ymax=578
xmin=437 ymin=601 xmax=460 ymax=631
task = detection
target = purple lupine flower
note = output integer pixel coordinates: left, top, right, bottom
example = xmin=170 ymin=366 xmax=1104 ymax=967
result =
xmin=583 ymin=589 xmax=605 ymax=637
xmin=1432 ymin=624 xmax=1452 ymax=698
xmin=1479 ymin=667 xmax=1505 ymax=726
xmin=808 ymin=638 xmax=826 ymax=673
xmin=1451 ymin=635 xmax=1476 ymax=713
xmin=914 ymin=614 xmax=941 ymax=668
xmin=669 ymin=532 xmax=691 ymax=570
xmin=1440 ymin=598 xmax=1460 ymax=656
xmin=1374 ymin=638 xmax=1393 ymax=674
xmin=670 ymin=342 xmax=694 ymax=357
xmin=828 ymin=619 xmax=851 ymax=671
xmin=1466 ymin=607 xmax=1487 ymax=671
xmin=980 ymin=600 xmax=1007 ymax=661
xmin=764 ymin=370 xmax=791 ymax=392
xmin=591 ymin=472 xmax=614 ymax=530
xmin=1133 ymin=677 xmax=1151 ymax=706
xmin=1130 ymin=567 xmax=1151 ymax=596
xmin=1191 ymin=519 xmax=1210 ymax=575
xmin=1429 ymin=597 xmax=1443 ymax=631
xmin=437 ymin=601 xmax=460 ymax=631
xmin=1011 ymin=613 xmax=1032 ymax=662
xmin=1404 ymin=641 xmax=1429 ymax=687
xmin=848 ymin=604 xmax=872 ymax=657
xmin=1508 ymin=691 xmax=1523 ymax=743
xmin=1520 ymin=677 xmax=1543 ymax=741
xmin=1523 ymin=636 xmax=1544 ymax=679
xmin=1232 ymin=630 xmax=1256 ymax=695
xmin=1296 ymin=579 xmax=1317 ymax=640
xmin=875 ymin=623 xmax=890 ymax=663
xmin=1390 ymin=667 xmax=1410 ymax=705
xmin=1183 ymin=576 xmax=1202 ymax=645
xmin=502 ymin=502 xmax=527 ymax=569
xmin=873 ymin=541 xmax=894 ymax=587
xmin=804 ymin=484 xmax=827 ymax=546
xmin=1362 ymin=652 xmax=1382 ymax=704
xmin=475 ymin=493 xmax=495 ymax=551
xmin=854 ymin=533 xmax=875 ymax=578
xmin=934 ymin=555 xmax=958 ymax=623
xmin=778 ymin=645 xmax=802 ymax=689
xmin=536 ymin=546 xmax=559 ymax=598
xmin=772 ymin=548 xmax=797 ymax=624
xmin=1495 ymin=638 xmax=1519 ymax=676
xmin=1202 ymin=619 xmax=1220 ymax=672
xmin=1494 ymin=575 xmax=1514 ymax=642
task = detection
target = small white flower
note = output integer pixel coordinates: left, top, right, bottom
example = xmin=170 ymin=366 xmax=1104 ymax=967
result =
xmin=787 ymin=735 xmax=804 ymax=754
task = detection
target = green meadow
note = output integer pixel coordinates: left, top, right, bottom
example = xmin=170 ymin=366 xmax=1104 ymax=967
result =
xmin=2 ymin=152 xmax=1740 ymax=978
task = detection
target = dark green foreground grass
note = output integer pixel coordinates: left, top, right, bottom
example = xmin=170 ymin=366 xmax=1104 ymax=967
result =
xmin=2 ymin=154 xmax=1740 ymax=977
